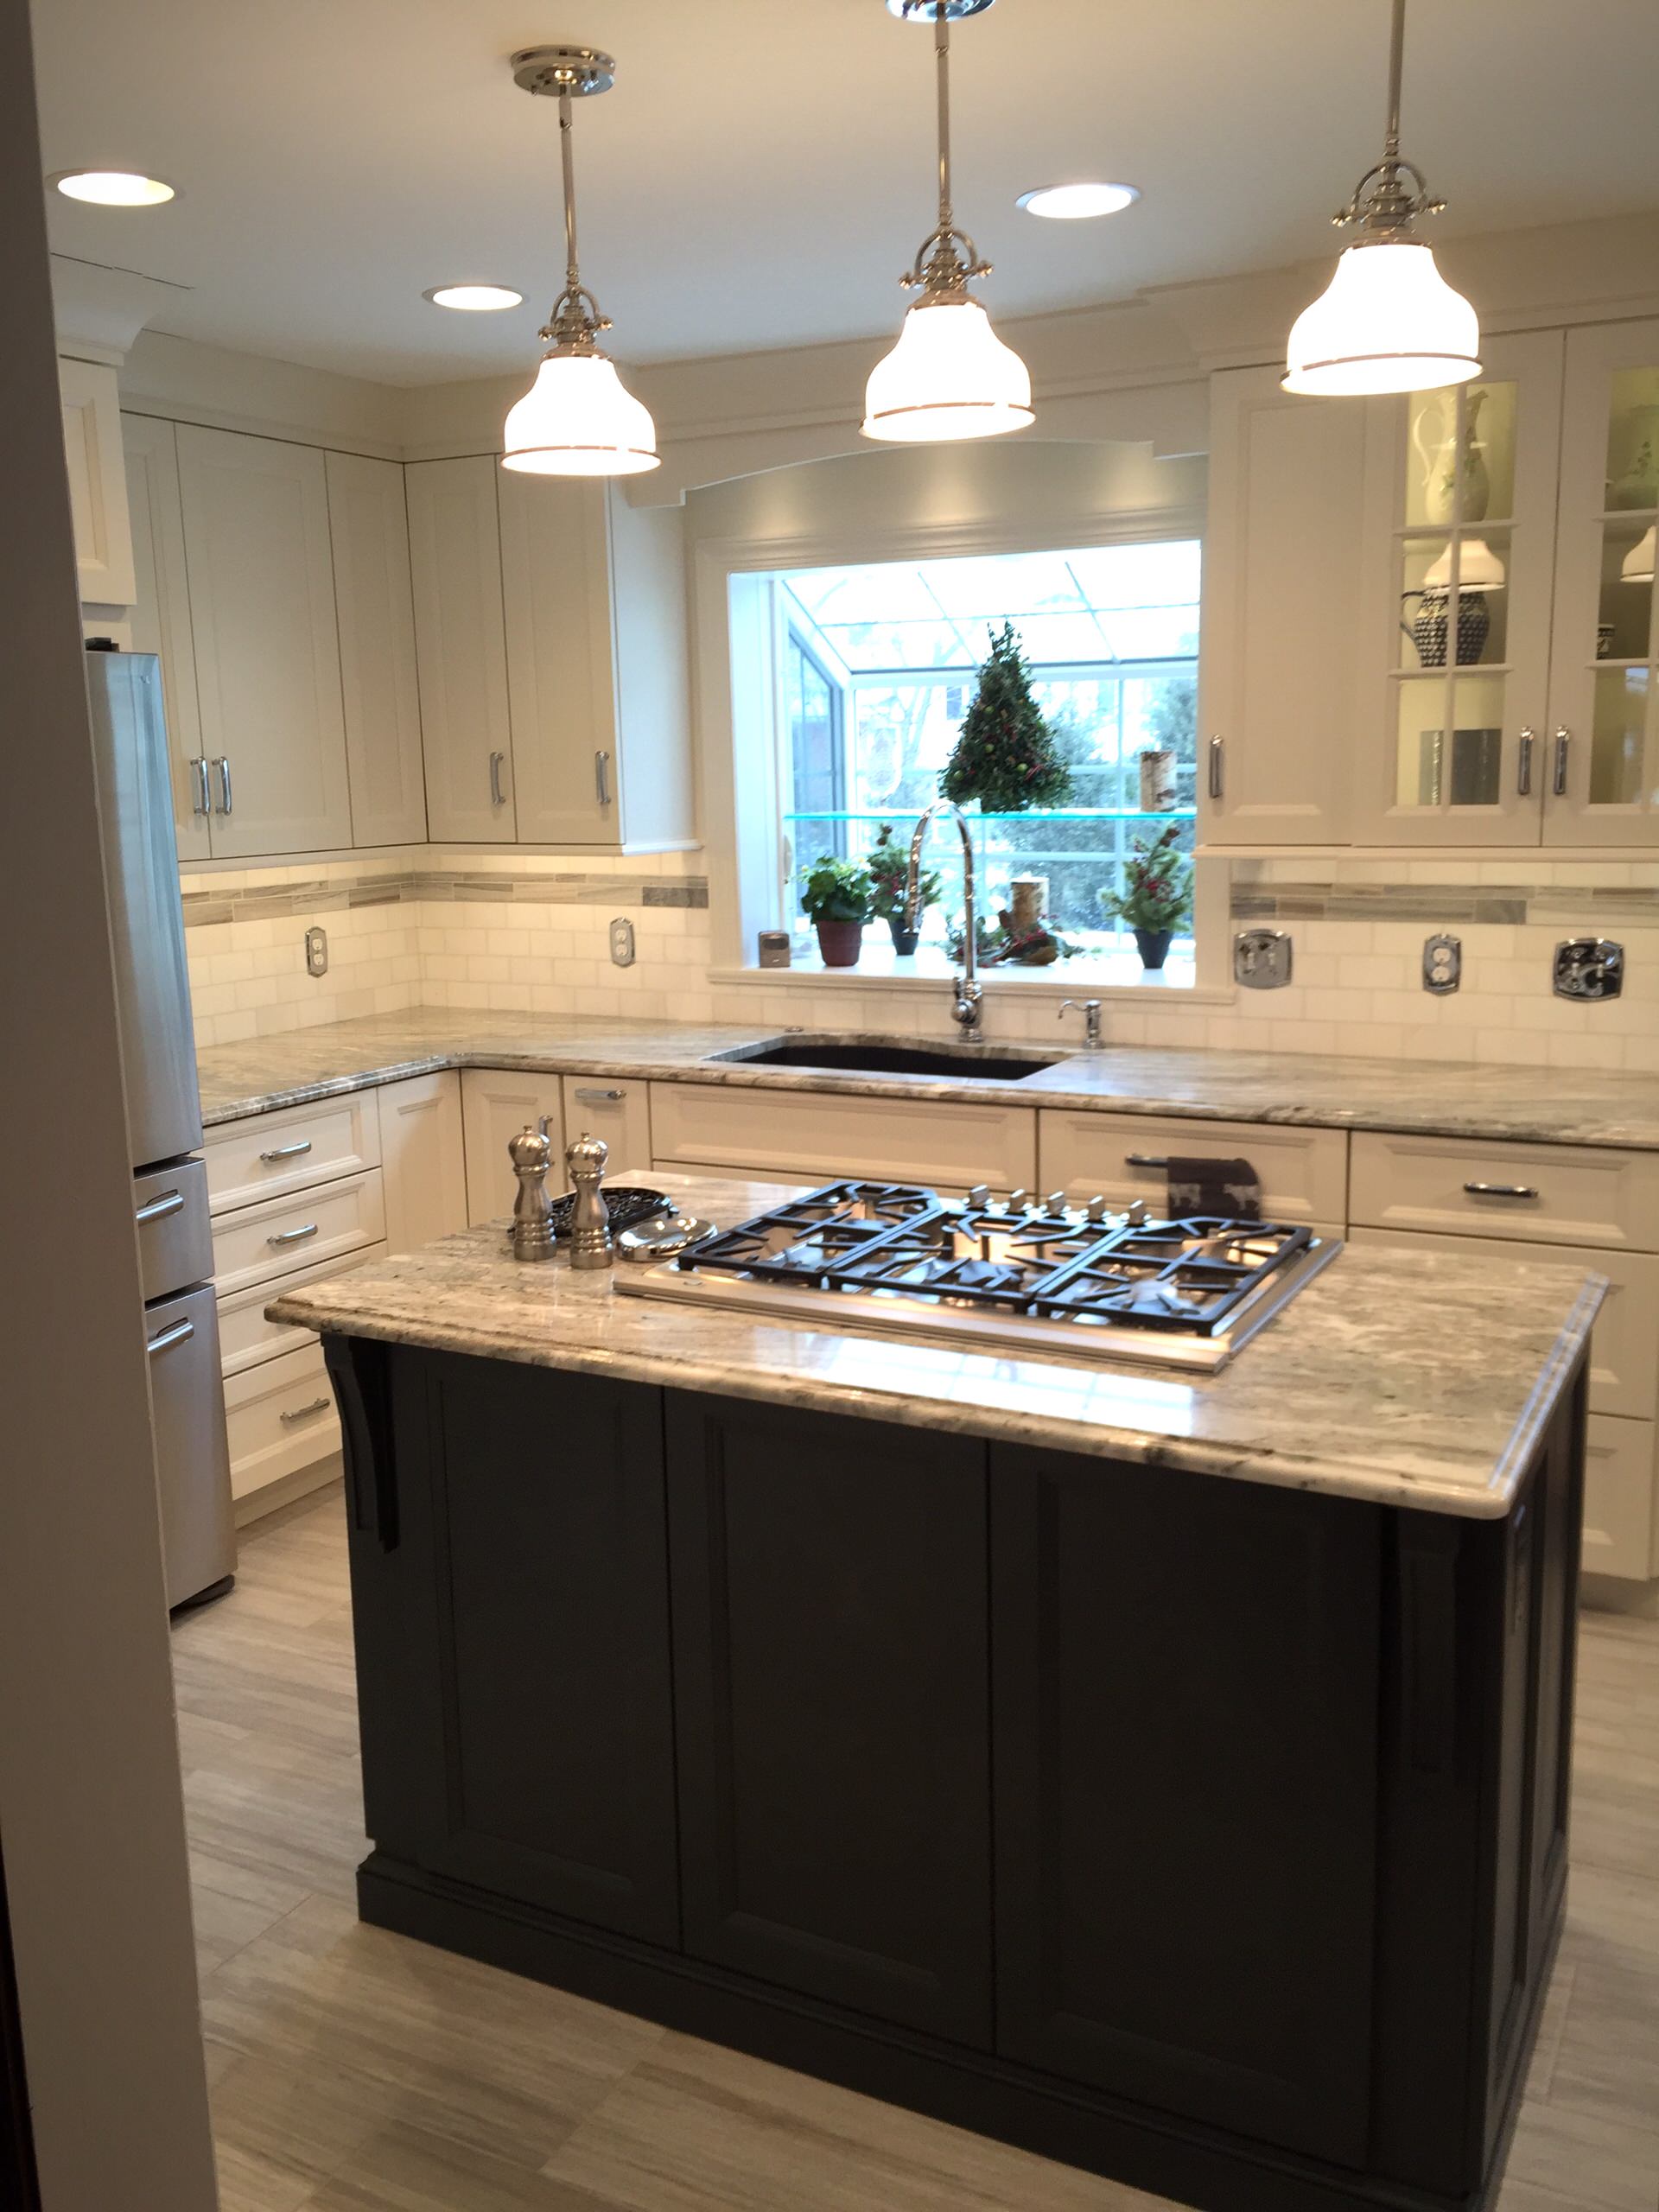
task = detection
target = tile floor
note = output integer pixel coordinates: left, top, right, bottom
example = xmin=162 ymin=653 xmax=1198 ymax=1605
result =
xmin=170 ymin=1487 xmax=1659 ymax=2212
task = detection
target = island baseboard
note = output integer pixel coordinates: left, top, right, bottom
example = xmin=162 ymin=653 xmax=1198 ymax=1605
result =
xmin=359 ymin=1847 xmax=1560 ymax=2212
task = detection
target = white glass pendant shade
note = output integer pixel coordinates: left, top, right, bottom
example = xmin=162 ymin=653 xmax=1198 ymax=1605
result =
xmin=1422 ymin=537 xmax=1505 ymax=589
xmin=501 ymin=352 xmax=660 ymax=476
xmin=1283 ymin=241 xmax=1480 ymax=397
xmin=862 ymin=298 xmax=1033 ymax=444
xmin=1622 ymin=526 xmax=1657 ymax=585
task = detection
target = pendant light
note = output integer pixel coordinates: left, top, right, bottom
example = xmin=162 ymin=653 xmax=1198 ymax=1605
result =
xmin=862 ymin=0 xmax=1033 ymax=444
xmin=1283 ymin=0 xmax=1479 ymax=397
xmin=501 ymin=45 xmax=659 ymax=476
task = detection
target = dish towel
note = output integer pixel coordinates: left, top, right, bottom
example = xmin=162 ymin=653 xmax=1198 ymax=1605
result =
xmin=1164 ymin=1158 xmax=1262 ymax=1221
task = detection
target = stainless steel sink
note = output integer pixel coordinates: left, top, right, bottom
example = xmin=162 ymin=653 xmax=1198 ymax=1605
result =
xmin=706 ymin=1035 xmax=1073 ymax=1083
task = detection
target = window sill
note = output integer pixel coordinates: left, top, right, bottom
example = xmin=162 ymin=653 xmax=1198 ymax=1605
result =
xmin=711 ymin=948 xmax=1234 ymax=1007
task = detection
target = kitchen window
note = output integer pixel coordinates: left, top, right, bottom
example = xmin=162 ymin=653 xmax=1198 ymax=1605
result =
xmin=772 ymin=541 xmax=1201 ymax=976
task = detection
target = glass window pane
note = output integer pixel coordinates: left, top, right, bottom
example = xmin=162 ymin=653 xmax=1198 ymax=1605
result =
xmin=1448 ymin=675 xmax=1504 ymax=807
xmin=1395 ymin=677 xmax=1449 ymax=806
xmin=1466 ymin=383 xmax=1516 ymax=524
xmin=1605 ymin=367 xmax=1659 ymax=512
xmin=1591 ymin=667 xmax=1649 ymax=805
xmin=1399 ymin=537 xmax=1452 ymax=670
xmin=1601 ymin=520 xmax=1656 ymax=661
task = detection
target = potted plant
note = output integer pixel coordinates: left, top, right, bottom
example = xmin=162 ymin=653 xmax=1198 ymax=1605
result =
xmin=867 ymin=824 xmax=939 ymax=955
xmin=799 ymin=854 xmax=874 ymax=968
xmin=1098 ymin=823 xmax=1192 ymax=970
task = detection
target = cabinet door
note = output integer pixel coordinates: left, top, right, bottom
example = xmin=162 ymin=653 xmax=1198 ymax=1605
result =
xmin=1546 ymin=318 xmax=1659 ymax=847
xmin=406 ymin=457 xmax=515 ymax=842
xmin=380 ymin=1351 xmax=680 ymax=1941
xmin=460 ymin=1068 xmax=565 ymax=1224
xmin=991 ymin=1446 xmax=1380 ymax=2164
xmin=175 ymin=425 xmax=353 ymax=857
xmin=122 ymin=414 xmax=209 ymax=860
xmin=59 ymin=356 xmax=136 ymax=604
xmin=326 ymin=453 xmax=427 ymax=846
xmin=378 ymin=1072 xmax=469 ymax=1253
xmin=1356 ymin=331 xmax=1563 ymax=845
xmin=666 ymin=1393 xmax=993 ymax=2045
xmin=561 ymin=1076 xmax=650 ymax=1175
xmin=1200 ymin=367 xmax=1367 ymax=845
xmin=499 ymin=472 xmax=620 ymax=845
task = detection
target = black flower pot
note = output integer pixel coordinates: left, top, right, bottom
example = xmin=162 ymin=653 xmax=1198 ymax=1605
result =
xmin=1135 ymin=927 xmax=1173 ymax=970
xmin=887 ymin=915 xmax=920 ymax=956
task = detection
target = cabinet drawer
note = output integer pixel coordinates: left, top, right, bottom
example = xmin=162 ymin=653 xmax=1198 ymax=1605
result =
xmin=1039 ymin=1109 xmax=1347 ymax=1227
xmin=1350 ymin=1132 xmax=1659 ymax=1253
xmin=211 ymin=1170 xmax=385 ymax=1299
xmin=1582 ymin=1414 xmax=1658 ymax=1582
xmin=1348 ymin=1228 xmax=1653 ymax=1423
xmin=217 ymin=1240 xmax=387 ymax=1377
xmin=204 ymin=1091 xmax=380 ymax=1213
xmin=223 ymin=1339 xmax=340 ymax=1503
xmin=563 ymin=1075 xmax=651 ymax=1176
xmin=650 ymin=1082 xmax=1036 ymax=1191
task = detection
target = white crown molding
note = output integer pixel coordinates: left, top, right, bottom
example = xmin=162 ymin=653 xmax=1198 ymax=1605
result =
xmin=51 ymin=253 xmax=191 ymax=366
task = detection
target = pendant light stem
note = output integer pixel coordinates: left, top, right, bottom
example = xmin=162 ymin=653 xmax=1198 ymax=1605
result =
xmin=934 ymin=0 xmax=953 ymax=233
xmin=559 ymin=86 xmax=581 ymax=296
xmin=1382 ymin=0 xmax=1405 ymax=162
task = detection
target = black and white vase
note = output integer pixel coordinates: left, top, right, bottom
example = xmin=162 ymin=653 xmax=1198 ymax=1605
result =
xmin=1411 ymin=585 xmax=1491 ymax=669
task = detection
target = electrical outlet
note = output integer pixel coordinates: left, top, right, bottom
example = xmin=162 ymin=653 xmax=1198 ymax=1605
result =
xmin=1554 ymin=938 xmax=1623 ymax=1001
xmin=1233 ymin=928 xmax=1292 ymax=989
xmin=608 ymin=917 xmax=636 ymax=968
xmin=1422 ymin=933 xmax=1461 ymax=994
xmin=304 ymin=925 xmax=328 ymax=977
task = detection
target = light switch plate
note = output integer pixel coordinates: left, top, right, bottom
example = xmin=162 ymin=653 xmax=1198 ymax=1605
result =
xmin=1233 ymin=928 xmax=1292 ymax=989
xmin=1422 ymin=932 xmax=1461 ymax=994
xmin=304 ymin=925 xmax=328 ymax=977
xmin=608 ymin=917 xmax=636 ymax=969
xmin=1554 ymin=938 xmax=1623 ymax=1001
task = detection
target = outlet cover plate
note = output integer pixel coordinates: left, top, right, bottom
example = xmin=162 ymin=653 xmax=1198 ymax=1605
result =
xmin=1234 ymin=927 xmax=1292 ymax=989
xmin=304 ymin=925 xmax=328 ymax=977
xmin=1423 ymin=932 xmax=1461 ymax=994
xmin=1554 ymin=938 xmax=1623 ymax=1001
xmin=608 ymin=917 xmax=636 ymax=969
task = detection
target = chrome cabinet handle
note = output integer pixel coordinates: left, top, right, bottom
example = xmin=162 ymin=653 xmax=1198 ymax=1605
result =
xmin=1552 ymin=727 xmax=1570 ymax=798
xmin=266 ymin=1222 xmax=320 ymax=1247
xmin=145 ymin=1317 xmax=194 ymax=1357
xmin=1207 ymin=734 xmax=1224 ymax=800
xmin=258 ymin=1139 xmax=313 ymax=1164
xmin=191 ymin=756 xmax=212 ymax=816
xmin=135 ymin=1188 xmax=184 ymax=1224
xmin=489 ymin=751 xmax=507 ymax=808
xmin=1516 ymin=727 xmax=1535 ymax=797
xmin=214 ymin=756 xmax=233 ymax=814
xmin=1124 ymin=1153 xmax=1171 ymax=1169
xmin=594 ymin=749 xmax=612 ymax=807
xmin=574 ymin=1086 xmax=625 ymax=1103
xmin=279 ymin=1396 xmax=332 ymax=1425
xmin=1464 ymin=1180 xmax=1540 ymax=1200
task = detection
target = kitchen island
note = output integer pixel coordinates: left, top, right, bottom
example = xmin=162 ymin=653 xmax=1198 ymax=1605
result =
xmin=271 ymin=1173 xmax=1605 ymax=2212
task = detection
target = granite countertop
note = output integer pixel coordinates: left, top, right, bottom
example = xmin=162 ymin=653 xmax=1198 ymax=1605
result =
xmin=270 ymin=1171 xmax=1605 ymax=1520
xmin=197 ymin=1006 xmax=1659 ymax=1150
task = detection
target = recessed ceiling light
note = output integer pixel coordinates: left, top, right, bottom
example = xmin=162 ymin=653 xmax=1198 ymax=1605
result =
xmin=1017 ymin=181 xmax=1140 ymax=221
xmin=50 ymin=169 xmax=176 ymax=207
xmin=423 ymin=283 xmax=524 ymax=312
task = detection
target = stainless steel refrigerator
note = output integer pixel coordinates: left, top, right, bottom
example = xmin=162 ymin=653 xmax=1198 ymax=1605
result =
xmin=87 ymin=645 xmax=235 ymax=1611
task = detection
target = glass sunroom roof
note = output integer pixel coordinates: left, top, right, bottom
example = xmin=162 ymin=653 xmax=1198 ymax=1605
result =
xmin=782 ymin=541 xmax=1202 ymax=675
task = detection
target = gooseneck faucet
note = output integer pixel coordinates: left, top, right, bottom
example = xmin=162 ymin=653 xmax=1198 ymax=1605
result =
xmin=904 ymin=800 xmax=982 ymax=1039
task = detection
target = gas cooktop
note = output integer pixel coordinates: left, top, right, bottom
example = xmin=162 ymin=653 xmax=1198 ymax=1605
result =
xmin=613 ymin=1180 xmax=1340 ymax=1372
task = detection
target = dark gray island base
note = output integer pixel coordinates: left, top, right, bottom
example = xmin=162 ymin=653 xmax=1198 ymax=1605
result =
xmin=324 ymin=1333 xmax=1585 ymax=2212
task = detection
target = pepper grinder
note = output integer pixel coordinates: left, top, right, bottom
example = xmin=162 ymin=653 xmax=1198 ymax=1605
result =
xmin=507 ymin=1120 xmax=556 ymax=1262
xmin=565 ymin=1128 xmax=613 ymax=1272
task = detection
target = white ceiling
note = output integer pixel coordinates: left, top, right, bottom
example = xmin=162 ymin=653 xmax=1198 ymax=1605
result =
xmin=29 ymin=0 xmax=1659 ymax=387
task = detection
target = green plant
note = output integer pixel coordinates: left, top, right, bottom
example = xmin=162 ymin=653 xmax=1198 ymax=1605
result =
xmin=939 ymin=623 xmax=1073 ymax=813
xmin=866 ymin=823 xmax=940 ymax=922
xmin=1098 ymin=823 xmax=1192 ymax=934
xmin=799 ymin=853 xmax=874 ymax=925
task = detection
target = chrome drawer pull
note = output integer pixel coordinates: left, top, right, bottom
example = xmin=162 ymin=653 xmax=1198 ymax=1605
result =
xmin=279 ymin=1396 xmax=332 ymax=1425
xmin=594 ymin=749 xmax=612 ymax=807
xmin=1463 ymin=1180 xmax=1540 ymax=1200
xmin=145 ymin=1317 xmax=194 ymax=1357
xmin=489 ymin=751 xmax=508 ymax=808
xmin=135 ymin=1188 xmax=184 ymax=1224
xmin=1124 ymin=1153 xmax=1171 ymax=1169
xmin=574 ymin=1086 xmax=625 ymax=1103
xmin=1206 ymin=734 xmax=1224 ymax=800
xmin=266 ymin=1223 xmax=321 ymax=1247
xmin=259 ymin=1140 xmax=313 ymax=1164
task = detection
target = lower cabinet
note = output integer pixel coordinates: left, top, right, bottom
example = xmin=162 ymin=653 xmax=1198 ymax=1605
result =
xmin=377 ymin=1071 xmax=469 ymax=1253
xmin=561 ymin=1075 xmax=650 ymax=1175
xmin=665 ymin=1393 xmax=993 ymax=2045
xmin=460 ymin=1069 xmax=566 ymax=1224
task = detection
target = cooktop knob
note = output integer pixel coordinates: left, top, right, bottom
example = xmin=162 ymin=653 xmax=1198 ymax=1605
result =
xmin=967 ymin=1184 xmax=990 ymax=1207
xmin=1008 ymin=1189 xmax=1030 ymax=1213
xmin=1126 ymin=1199 xmax=1149 ymax=1227
xmin=1044 ymin=1190 xmax=1065 ymax=1215
xmin=1085 ymin=1194 xmax=1110 ymax=1223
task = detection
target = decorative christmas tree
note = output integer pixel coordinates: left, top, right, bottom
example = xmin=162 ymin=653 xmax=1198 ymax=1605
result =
xmin=939 ymin=623 xmax=1072 ymax=814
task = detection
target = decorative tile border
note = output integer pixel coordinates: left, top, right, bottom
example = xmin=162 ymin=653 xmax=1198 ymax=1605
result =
xmin=182 ymin=868 xmax=709 ymax=928
xmin=1230 ymin=879 xmax=1659 ymax=926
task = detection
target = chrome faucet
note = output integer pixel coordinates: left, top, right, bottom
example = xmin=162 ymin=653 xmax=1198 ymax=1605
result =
xmin=905 ymin=800 xmax=982 ymax=1038
xmin=1058 ymin=997 xmax=1103 ymax=1048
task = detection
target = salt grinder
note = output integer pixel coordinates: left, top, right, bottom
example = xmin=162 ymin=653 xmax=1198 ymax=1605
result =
xmin=507 ymin=1120 xmax=556 ymax=1262
xmin=565 ymin=1129 xmax=613 ymax=1272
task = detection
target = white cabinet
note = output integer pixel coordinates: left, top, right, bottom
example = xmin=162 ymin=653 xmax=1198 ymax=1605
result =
xmin=122 ymin=413 xmax=209 ymax=860
xmin=378 ymin=1071 xmax=470 ymax=1250
xmin=1039 ymin=1109 xmax=1349 ymax=1230
xmin=406 ymin=456 xmax=516 ymax=842
xmin=59 ymin=356 xmax=136 ymax=605
xmin=1348 ymin=1130 xmax=1659 ymax=1253
xmin=325 ymin=452 xmax=428 ymax=847
xmin=175 ymin=425 xmax=353 ymax=856
xmin=650 ymin=1081 xmax=1037 ymax=1191
xmin=461 ymin=1068 xmax=566 ymax=1224
xmin=1583 ymin=1415 xmax=1659 ymax=1583
xmin=203 ymin=1091 xmax=380 ymax=1213
xmin=1199 ymin=367 xmax=1369 ymax=847
xmin=499 ymin=476 xmax=694 ymax=849
xmin=561 ymin=1075 xmax=651 ymax=1176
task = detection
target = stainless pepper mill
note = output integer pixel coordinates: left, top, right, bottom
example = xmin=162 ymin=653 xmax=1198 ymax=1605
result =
xmin=507 ymin=1120 xmax=556 ymax=1262
xmin=565 ymin=1128 xmax=613 ymax=1271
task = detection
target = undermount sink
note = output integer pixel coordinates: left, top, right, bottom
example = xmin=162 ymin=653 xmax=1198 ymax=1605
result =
xmin=707 ymin=1036 xmax=1072 ymax=1083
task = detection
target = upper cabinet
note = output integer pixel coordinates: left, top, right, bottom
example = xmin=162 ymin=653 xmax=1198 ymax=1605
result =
xmin=405 ymin=456 xmax=516 ymax=843
xmin=122 ymin=414 xmax=210 ymax=861
xmin=175 ymin=425 xmax=354 ymax=858
xmin=60 ymin=357 xmax=137 ymax=606
xmin=325 ymin=452 xmax=428 ymax=847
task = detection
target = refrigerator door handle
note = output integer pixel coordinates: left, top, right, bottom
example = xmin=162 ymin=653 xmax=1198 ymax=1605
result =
xmin=146 ymin=1316 xmax=195 ymax=1357
xmin=135 ymin=1187 xmax=185 ymax=1224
